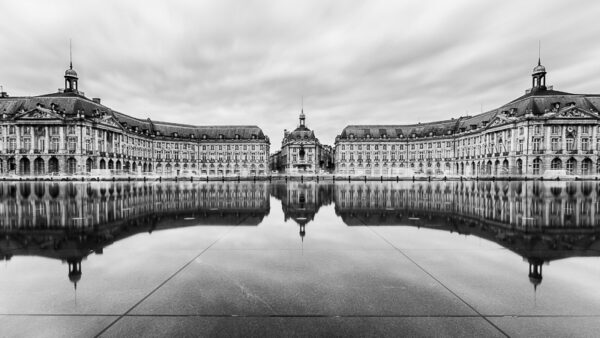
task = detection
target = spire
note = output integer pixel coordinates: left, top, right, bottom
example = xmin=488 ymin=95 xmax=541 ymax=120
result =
xmin=69 ymin=39 xmax=73 ymax=70
xmin=299 ymin=96 xmax=306 ymax=128
xmin=538 ymin=40 xmax=541 ymax=66
xmin=531 ymin=43 xmax=547 ymax=91
xmin=64 ymin=40 xmax=79 ymax=93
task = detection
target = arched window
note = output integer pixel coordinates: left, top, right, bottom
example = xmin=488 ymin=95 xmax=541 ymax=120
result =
xmin=566 ymin=158 xmax=577 ymax=174
xmin=532 ymin=158 xmax=542 ymax=175
xmin=551 ymin=158 xmax=562 ymax=170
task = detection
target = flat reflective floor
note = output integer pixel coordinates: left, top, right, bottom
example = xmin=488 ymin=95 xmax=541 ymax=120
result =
xmin=1 ymin=180 xmax=599 ymax=337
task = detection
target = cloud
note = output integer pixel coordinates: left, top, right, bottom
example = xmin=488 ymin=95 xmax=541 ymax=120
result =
xmin=0 ymin=0 xmax=599 ymax=149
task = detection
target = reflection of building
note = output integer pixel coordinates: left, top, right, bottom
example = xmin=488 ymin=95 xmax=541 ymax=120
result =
xmin=334 ymin=181 xmax=600 ymax=289
xmin=0 ymin=181 xmax=270 ymax=287
xmin=0 ymin=58 xmax=269 ymax=176
xmin=335 ymin=59 xmax=600 ymax=176
xmin=270 ymin=181 xmax=333 ymax=240
xmin=270 ymin=110 xmax=333 ymax=174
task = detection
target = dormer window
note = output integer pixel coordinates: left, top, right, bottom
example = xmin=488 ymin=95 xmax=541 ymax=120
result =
xmin=349 ymin=133 xmax=354 ymax=139
xmin=252 ymin=134 xmax=257 ymax=139
xmin=219 ymin=134 xmax=224 ymax=139
xmin=190 ymin=134 xmax=194 ymax=139
xmin=202 ymin=134 xmax=207 ymax=139
xmin=235 ymin=134 xmax=240 ymax=139
xmin=173 ymin=132 xmax=178 ymax=138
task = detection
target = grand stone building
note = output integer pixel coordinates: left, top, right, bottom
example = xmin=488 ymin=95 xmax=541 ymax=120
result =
xmin=0 ymin=61 xmax=270 ymax=176
xmin=270 ymin=110 xmax=333 ymax=174
xmin=335 ymin=59 xmax=600 ymax=176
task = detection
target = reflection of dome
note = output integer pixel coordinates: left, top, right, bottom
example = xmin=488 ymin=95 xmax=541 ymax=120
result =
xmin=69 ymin=271 xmax=82 ymax=284
xmin=528 ymin=260 xmax=543 ymax=291
xmin=65 ymin=68 xmax=78 ymax=78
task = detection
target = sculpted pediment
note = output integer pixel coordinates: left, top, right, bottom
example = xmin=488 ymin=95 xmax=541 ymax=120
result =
xmin=553 ymin=107 xmax=598 ymax=119
xmin=15 ymin=107 xmax=63 ymax=120
xmin=97 ymin=115 xmax=123 ymax=129
xmin=487 ymin=114 xmax=515 ymax=128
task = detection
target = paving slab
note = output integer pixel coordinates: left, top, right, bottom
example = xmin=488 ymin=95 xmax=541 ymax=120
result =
xmin=130 ymin=249 xmax=476 ymax=316
xmin=101 ymin=316 xmax=505 ymax=338
xmin=0 ymin=315 xmax=117 ymax=338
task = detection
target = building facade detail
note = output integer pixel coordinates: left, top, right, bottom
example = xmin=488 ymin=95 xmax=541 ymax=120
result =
xmin=0 ymin=63 xmax=270 ymax=176
xmin=335 ymin=60 xmax=600 ymax=176
xmin=270 ymin=110 xmax=333 ymax=174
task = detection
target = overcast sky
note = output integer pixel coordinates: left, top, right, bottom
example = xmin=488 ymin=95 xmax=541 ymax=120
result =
xmin=1 ymin=0 xmax=599 ymax=149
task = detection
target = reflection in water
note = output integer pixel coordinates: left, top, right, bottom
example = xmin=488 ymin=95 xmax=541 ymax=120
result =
xmin=1 ymin=181 xmax=599 ymax=290
xmin=0 ymin=181 xmax=270 ymax=288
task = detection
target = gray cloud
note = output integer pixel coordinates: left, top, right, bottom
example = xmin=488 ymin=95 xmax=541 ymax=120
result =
xmin=1 ymin=0 xmax=599 ymax=149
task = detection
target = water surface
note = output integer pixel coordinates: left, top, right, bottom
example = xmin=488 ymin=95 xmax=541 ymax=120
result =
xmin=1 ymin=181 xmax=599 ymax=337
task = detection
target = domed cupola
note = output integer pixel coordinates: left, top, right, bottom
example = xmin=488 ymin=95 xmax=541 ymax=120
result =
xmin=64 ymin=41 xmax=79 ymax=93
xmin=531 ymin=58 xmax=547 ymax=91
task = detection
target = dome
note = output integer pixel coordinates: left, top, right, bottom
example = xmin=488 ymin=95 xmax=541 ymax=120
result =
xmin=65 ymin=68 xmax=78 ymax=78
xmin=533 ymin=63 xmax=546 ymax=74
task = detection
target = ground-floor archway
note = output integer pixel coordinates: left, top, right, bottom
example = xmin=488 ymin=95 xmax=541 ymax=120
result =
xmin=86 ymin=158 xmax=93 ymax=173
xmin=34 ymin=157 xmax=45 ymax=175
xmin=582 ymin=157 xmax=593 ymax=175
xmin=48 ymin=157 xmax=59 ymax=174
xmin=67 ymin=157 xmax=77 ymax=175
xmin=19 ymin=157 xmax=31 ymax=175
xmin=566 ymin=157 xmax=577 ymax=174
xmin=551 ymin=157 xmax=562 ymax=170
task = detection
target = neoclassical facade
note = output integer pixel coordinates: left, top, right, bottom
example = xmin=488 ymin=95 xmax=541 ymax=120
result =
xmin=270 ymin=111 xmax=333 ymax=174
xmin=335 ymin=60 xmax=600 ymax=176
xmin=0 ymin=63 xmax=270 ymax=176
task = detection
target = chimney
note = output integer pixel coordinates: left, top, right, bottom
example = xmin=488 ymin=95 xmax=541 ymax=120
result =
xmin=92 ymin=98 xmax=101 ymax=104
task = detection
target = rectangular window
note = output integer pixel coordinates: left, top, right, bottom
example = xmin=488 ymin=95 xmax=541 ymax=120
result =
xmin=582 ymin=138 xmax=589 ymax=151
xmin=551 ymin=138 xmax=560 ymax=151
xmin=23 ymin=138 xmax=31 ymax=151
xmin=532 ymin=138 xmax=541 ymax=151
xmin=68 ymin=137 xmax=77 ymax=152
xmin=566 ymin=138 xmax=575 ymax=151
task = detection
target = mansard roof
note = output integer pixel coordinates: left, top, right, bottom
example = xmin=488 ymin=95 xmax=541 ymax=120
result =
xmin=341 ymin=119 xmax=459 ymax=139
xmin=338 ymin=88 xmax=600 ymax=140
xmin=0 ymin=92 xmax=268 ymax=141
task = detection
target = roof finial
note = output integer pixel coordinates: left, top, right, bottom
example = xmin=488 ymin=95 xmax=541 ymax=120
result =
xmin=301 ymin=95 xmax=304 ymax=114
xmin=538 ymin=40 xmax=541 ymax=66
xmin=69 ymin=39 xmax=73 ymax=70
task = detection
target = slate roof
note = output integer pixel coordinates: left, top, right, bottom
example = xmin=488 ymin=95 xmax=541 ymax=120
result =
xmin=0 ymin=92 xmax=268 ymax=141
xmin=338 ymin=88 xmax=600 ymax=140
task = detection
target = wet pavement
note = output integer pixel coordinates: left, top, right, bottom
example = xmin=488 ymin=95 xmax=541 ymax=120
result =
xmin=1 ymin=181 xmax=599 ymax=337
